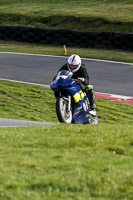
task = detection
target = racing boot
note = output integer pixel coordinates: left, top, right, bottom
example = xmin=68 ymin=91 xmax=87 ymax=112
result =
xmin=85 ymin=86 xmax=96 ymax=116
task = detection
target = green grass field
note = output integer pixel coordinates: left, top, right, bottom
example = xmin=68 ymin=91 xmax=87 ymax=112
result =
xmin=0 ymin=123 xmax=133 ymax=200
xmin=0 ymin=79 xmax=133 ymax=200
xmin=0 ymin=0 xmax=133 ymax=32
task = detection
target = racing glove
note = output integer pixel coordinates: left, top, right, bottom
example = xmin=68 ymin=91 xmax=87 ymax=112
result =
xmin=77 ymin=77 xmax=85 ymax=82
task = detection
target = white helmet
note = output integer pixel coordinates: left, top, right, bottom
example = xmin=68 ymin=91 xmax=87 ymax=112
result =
xmin=67 ymin=54 xmax=81 ymax=73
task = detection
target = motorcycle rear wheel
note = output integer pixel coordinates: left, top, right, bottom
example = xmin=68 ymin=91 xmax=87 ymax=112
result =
xmin=56 ymin=97 xmax=72 ymax=123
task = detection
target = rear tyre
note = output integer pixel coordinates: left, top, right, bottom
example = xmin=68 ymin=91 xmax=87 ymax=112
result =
xmin=56 ymin=97 xmax=72 ymax=123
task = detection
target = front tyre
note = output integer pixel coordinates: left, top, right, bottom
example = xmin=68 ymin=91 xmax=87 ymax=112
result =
xmin=56 ymin=97 xmax=72 ymax=123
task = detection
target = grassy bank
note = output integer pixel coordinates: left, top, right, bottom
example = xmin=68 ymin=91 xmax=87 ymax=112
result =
xmin=0 ymin=79 xmax=133 ymax=199
xmin=0 ymin=41 xmax=133 ymax=63
xmin=0 ymin=123 xmax=133 ymax=200
xmin=0 ymin=80 xmax=57 ymax=122
xmin=0 ymin=0 xmax=133 ymax=32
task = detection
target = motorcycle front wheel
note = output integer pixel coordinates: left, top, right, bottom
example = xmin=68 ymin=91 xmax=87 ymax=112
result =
xmin=56 ymin=97 xmax=72 ymax=123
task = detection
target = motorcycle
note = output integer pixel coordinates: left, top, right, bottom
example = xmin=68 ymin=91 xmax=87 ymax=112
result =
xmin=50 ymin=70 xmax=98 ymax=124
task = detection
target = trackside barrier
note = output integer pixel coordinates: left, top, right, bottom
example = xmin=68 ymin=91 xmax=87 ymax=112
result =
xmin=0 ymin=26 xmax=133 ymax=51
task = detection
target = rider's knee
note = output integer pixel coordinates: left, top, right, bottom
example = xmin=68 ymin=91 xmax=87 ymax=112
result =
xmin=85 ymin=85 xmax=94 ymax=93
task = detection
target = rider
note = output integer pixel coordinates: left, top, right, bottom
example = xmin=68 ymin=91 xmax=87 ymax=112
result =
xmin=53 ymin=54 xmax=96 ymax=114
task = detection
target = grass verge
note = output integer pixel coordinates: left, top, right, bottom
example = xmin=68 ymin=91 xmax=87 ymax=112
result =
xmin=0 ymin=0 xmax=133 ymax=32
xmin=0 ymin=80 xmax=57 ymax=122
xmin=0 ymin=123 xmax=133 ymax=200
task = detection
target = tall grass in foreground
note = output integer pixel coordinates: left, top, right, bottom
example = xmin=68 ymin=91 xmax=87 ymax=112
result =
xmin=0 ymin=123 xmax=133 ymax=200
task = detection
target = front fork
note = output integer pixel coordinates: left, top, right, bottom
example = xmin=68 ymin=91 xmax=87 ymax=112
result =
xmin=67 ymin=95 xmax=71 ymax=112
xmin=62 ymin=95 xmax=71 ymax=112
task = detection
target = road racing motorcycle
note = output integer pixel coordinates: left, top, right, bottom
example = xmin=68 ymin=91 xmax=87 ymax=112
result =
xmin=50 ymin=70 xmax=98 ymax=124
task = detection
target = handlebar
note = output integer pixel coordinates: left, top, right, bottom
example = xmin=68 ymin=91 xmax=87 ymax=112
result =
xmin=72 ymin=79 xmax=82 ymax=83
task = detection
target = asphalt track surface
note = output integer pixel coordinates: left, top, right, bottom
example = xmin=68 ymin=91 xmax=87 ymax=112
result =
xmin=0 ymin=52 xmax=133 ymax=126
xmin=0 ymin=52 xmax=133 ymax=96
xmin=0 ymin=118 xmax=58 ymax=127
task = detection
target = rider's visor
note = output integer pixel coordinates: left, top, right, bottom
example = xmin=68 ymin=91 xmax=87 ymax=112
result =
xmin=68 ymin=64 xmax=78 ymax=70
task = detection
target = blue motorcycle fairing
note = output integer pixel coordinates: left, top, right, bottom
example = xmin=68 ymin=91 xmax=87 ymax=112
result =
xmin=73 ymin=109 xmax=89 ymax=124
xmin=50 ymin=76 xmax=78 ymax=92
xmin=51 ymin=70 xmax=89 ymax=124
xmin=51 ymin=77 xmax=85 ymax=103
xmin=72 ymin=98 xmax=89 ymax=124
